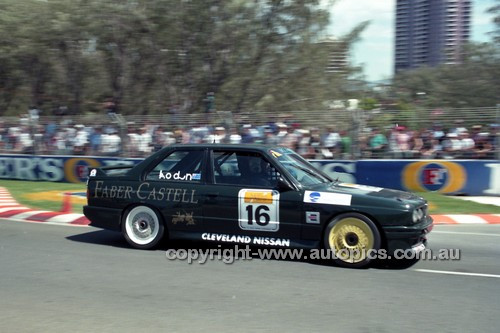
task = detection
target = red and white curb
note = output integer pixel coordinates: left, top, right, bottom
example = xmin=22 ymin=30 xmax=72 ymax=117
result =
xmin=0 ymin=187 xmax=499 ymax=226
xmin=0 ymin=188 xmax=88 ymax=226
xmin=431 ymin=214 xmax=500 ymax=224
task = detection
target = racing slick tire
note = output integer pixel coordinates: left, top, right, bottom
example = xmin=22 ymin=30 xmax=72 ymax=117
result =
xmin=323 ymin=213 xmax=381 ymax=268
xmin=122 ymin=205 xmax=165 ymax=250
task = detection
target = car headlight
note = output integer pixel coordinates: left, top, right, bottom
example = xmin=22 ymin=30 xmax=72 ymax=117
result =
xmin=412 ymin=208 xmax=425 ymax=223
xmin=412 ymin=210 xmax=419 ymax=223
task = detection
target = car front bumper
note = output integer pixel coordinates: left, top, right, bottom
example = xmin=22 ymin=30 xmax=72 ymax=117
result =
xmin=383 ymin=216 xmax=433 ymax=253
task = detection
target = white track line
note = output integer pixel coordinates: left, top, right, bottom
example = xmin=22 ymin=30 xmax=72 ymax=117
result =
xmin=432 ymin=231 xmax=500 ymax=237
xmin=414 ymin=269 xmax=500 ymax=279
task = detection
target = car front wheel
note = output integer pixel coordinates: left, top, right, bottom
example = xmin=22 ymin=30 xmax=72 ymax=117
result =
xmin=323 ymin=213 xmax=381 ymax=268
xmin=122 ymin=205 xmax=165 ymax=249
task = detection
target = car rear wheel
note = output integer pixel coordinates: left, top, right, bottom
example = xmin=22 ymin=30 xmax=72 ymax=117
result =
xmin=323 ymin=213 xmax=381 ymax=268
xmin=122 ymin=205 xmax=164 ymax=249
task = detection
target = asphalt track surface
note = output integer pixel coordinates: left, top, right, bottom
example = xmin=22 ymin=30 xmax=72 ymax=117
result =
xmin=0 ymin=220 xmax=499 ymax=333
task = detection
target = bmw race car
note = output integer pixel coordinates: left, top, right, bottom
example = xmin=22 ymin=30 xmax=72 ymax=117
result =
xmin=84 ymin=144 xmax=433 ymax=267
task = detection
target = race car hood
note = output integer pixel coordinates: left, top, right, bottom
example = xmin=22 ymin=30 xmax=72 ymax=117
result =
xmin=307 ymin=182 xmax=425 ymax=206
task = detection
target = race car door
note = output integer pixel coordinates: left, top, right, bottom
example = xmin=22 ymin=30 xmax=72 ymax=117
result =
xmin=203 ymin=149 xmax=302 ymax=241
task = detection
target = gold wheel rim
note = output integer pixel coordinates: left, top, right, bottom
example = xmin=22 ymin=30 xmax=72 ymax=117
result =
xmin=328 ymin=217 xmax=375 ymax=263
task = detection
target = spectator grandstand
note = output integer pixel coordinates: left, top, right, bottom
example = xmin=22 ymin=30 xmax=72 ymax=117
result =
xmin=0 ymin=106 xmax=497 ymax=160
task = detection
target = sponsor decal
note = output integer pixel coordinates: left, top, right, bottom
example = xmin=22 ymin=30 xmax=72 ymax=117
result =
xmin=239 ymin=189 xmax=280 ymax=232
xmin=308 ymin=191 xmax=321 ymax=203
xmin=92 ymin=181 xmax=199 ymax=203
xmin=89 ymin=169 xmax=97 ymax=177
xmin=306 ymin=211 xmax=320 ymax=224
xmin=172 ymin=211 xmax=196 ymax=225
xmin=269 ymin=150 xmax=282 ymax=158
xmin=243 ymin=191 xmax=273 ymax=204
xmin=159 ymin=170 xmax=201 ymax=181
xmin=304 ymin=191 xmax=352 ymax=206
xmin=338 ymin=183 xmax=383 ymax=192
xmin=201 ymin=233 xmax=290 ymax=247
xmin=402 ymin=161 xmax=466 ymax=193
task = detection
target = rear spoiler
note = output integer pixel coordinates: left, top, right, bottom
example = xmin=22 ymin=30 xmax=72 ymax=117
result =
xmin=101 ymin=165 xmax=135 ymax=171
xmin=88 ymin=165 xmax=134 ymax=178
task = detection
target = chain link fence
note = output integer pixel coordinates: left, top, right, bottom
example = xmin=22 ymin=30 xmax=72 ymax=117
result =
xmin=1 ymin=106 xmax=497 ymax=129
xmin=0 ymin=106 xmax=498 ymax=160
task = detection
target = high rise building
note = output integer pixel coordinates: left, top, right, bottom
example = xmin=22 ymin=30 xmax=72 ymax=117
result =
xmin=319 ymin=36 xmax=349 ymax=75
xmin=395 ymin=0 xmax=471 ymax=73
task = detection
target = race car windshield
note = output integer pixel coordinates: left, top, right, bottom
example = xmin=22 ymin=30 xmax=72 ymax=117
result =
xmin=269 ymin=148 xmax=331 ymax=186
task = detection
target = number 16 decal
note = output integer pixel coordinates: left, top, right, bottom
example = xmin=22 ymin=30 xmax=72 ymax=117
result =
xmin=238 ymin=189 xmax=280 ymax=232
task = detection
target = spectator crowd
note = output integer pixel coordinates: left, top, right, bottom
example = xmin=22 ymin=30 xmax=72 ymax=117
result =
xmin=0 ymin=115 xmax=497 ymax=160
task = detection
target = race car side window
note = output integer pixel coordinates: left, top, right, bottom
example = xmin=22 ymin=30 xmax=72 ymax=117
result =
xmin=146 ymin=150 xmax=204 ymax=182
xmin=213 ymin=150 xmax=280 ymax=187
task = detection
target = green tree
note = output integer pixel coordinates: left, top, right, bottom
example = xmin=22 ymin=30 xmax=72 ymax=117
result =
xmin=0 ymin=0 xmax=368 ymax=118
xmin=392 ymin=43 xmax=499 ymax=109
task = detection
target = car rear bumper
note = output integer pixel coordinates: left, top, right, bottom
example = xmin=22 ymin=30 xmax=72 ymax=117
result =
xmin=83 ymin=205 xmax=122 ymax=231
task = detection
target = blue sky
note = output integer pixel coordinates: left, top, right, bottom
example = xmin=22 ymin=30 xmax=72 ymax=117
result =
xmin=327 ymin=0 xmax=497 ymax=82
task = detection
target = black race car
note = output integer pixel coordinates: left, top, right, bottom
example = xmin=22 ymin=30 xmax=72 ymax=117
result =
xmin=84 ymin=144 xmax=433 ymax=267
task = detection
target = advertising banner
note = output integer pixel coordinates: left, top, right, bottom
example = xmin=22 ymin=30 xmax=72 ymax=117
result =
xmin=0 ymin=154 xmax=141 ymax=184
xmin=311 ymin=159 xmax=499 ymax=196
xmin=0 ymin=154 xmax=498 ymax=195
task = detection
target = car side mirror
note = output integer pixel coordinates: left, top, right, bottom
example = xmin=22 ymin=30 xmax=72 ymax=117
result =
xmin=277 ymin=177 xmax=293 ymax=192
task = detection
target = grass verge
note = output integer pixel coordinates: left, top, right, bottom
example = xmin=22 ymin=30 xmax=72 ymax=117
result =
xmin=0 ymin=180 xmax=86 ymax=213
xmin=417 ymin=192 xmax=499 ymax=214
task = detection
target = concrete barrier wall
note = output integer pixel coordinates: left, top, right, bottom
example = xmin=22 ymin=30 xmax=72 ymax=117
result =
xmin=0 ymin=154 xmax=498 ymax=195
